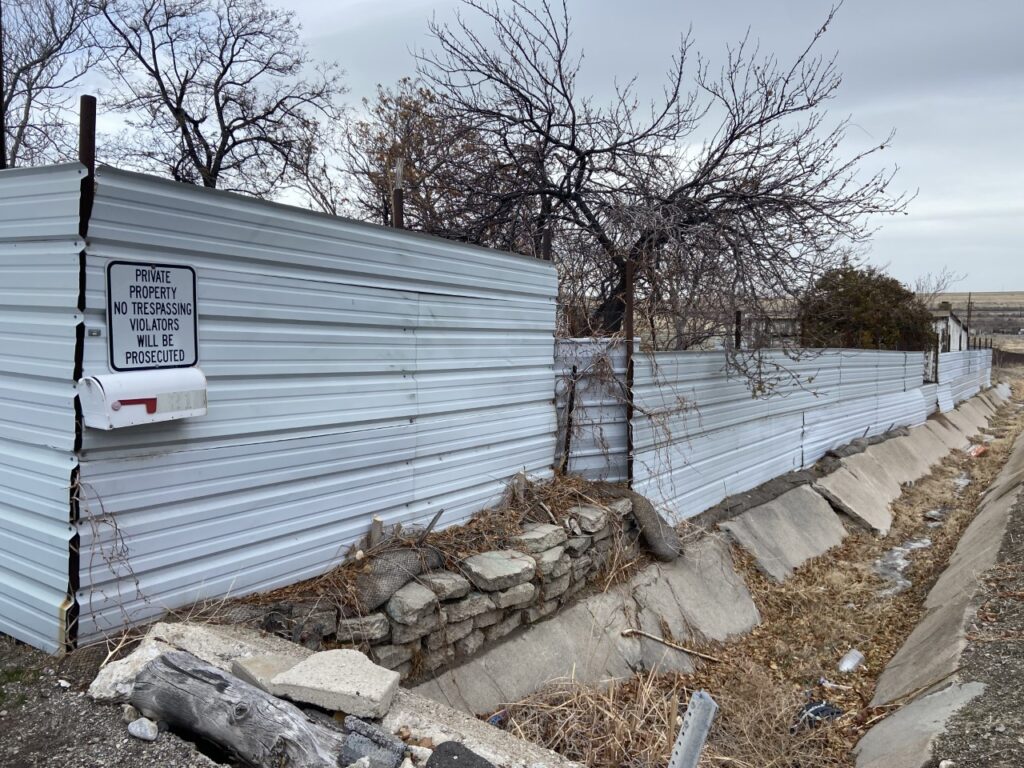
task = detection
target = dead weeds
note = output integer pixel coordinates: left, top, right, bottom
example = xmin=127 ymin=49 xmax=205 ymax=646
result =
xmin=506 ymin=382 xmax=1024 ymax=768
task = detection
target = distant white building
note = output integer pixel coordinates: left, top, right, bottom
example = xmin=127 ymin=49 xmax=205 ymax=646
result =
xmin=932 ymin=303 xmax=969 ymax=352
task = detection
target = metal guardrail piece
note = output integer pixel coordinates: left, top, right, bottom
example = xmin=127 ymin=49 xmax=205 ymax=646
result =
xmin=667 ymin=689 xmax=718 ymax=768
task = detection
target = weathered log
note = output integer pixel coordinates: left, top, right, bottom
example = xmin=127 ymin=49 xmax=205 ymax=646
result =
xmin=130 ymin=650 xmax=347 ymax=768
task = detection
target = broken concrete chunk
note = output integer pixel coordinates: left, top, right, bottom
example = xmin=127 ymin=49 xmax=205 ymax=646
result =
xmin=271 ymin=649 xmax=400 ymax=719
xmin=387 ymin=582 xmax=440 ymax=625
xmin=570 ymin=505 xmax=608 ymax=534
xmin=231 ymin=653 xmax=305 ymax=693
xmin=514 ymin=523 xmax=568 ymax=553
xmin=535 ymin=547 xmax=571 ymax=580
xmin=88 ymin=622 xmax=313 ymax=703
xmin=461 ymin=550 xmax=536 ymax=591
xmin=443 ymin=592 xmax=496 ymax=624
xmin=337 ymin=613 xmax=391 ymax=644
xmin=420 ymin=572 xmax=471 ymax=601
xmin=491 ymin=582 xmax=535 ymax=609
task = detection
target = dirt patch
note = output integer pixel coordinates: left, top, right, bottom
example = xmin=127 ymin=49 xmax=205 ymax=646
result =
xmin=0 ymin=636 xmax=218 ymax=768
xmin=504 ymin=385 xmax=1024 ymax=768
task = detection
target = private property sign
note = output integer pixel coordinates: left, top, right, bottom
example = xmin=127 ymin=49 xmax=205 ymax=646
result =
xmin=107 ymin=261 xmax=198 ymax=371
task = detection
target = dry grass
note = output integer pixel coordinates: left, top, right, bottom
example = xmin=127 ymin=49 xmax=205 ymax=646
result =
xmin=506 ymin=380 xmax=1024 ymax=767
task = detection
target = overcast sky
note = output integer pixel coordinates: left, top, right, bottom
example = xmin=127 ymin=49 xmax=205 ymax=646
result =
xmin=279 ymin=0 xmax=1023 ymax=292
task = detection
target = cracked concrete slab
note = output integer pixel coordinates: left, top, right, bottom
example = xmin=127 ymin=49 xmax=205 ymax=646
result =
xmin=814 ymin=465 xmax=893 ymax=534
xmin=855 ymin=682 xmax=986 ymax=768
xmin=720 ymin=485 xmax=847 ymax=582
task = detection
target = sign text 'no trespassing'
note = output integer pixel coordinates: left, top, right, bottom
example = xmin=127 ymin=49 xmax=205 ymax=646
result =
xmin=107 ymin=261 xmax=198 ymax=371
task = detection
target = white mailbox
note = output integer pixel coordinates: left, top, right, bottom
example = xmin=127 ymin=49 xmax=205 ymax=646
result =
xmin=78 ymin=368 xmax=208 ymax=429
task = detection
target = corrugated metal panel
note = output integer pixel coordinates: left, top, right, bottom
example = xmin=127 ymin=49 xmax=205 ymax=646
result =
xmin=554 ymin=339 xmax=627 ymax=481
xmin=75 ymin=167 xmax=557 ymax=639
xmin=938 ymin=350 xmax=992 ymax=409
xmin=0 ymin=164 xmax=83 ymax=651
xmin=630 ymin=349 xmax=931 ymax=521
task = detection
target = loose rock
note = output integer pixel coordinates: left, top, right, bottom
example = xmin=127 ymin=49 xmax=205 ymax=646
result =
xmin=387 ymin=583 xmax=439 ymax=625
xmin=420 ymin=572 xmax=471 ymax=601
xmin=127 ymin=717 xmax=159 ymax=742
xmin=514 ymin=523 xmax=568 ymax=554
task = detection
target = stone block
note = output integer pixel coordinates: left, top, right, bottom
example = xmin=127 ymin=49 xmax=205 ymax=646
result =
xmin=421 ymin=645 xmax=455 ymax=673
xmin=443 ymin=592 xmax=495 ymax=624
xmin=231 ymin=653 xmax=304 ymax=693
xmin=336 ymin=613 xmax=391 ymax=644
xmin=391 ymin=612 xmax=443 ymax=644
xmin=424 ymin=630 xmax=447 ymax=652
xmin=535 ymin=546 xmax=571 ymax=580
xmin=271 ymin=649 xmax=400 ymax=719
xmin=462 ymin=550 xmax=536 ymax=591
xmin=513 ymin=523 xmax=567 ymax=554
xmin=455 ymin=630 xmax=485 ymax=658
xmin=420 ymin=572 xmax=471 ymax=601
xmin=386 ymin=582 xmax=439 ymax=625
xmin=482 ymin=612 xmax=522 ymax=644
xmin=564 ymin=536 xmax=592 ymax=556
xmin=541 ymin=573 xmax=571 ymax=600
xmin=570 ymin=504 xmax=608 ymax=534
xmin=371 ymin=643 xmax=418 ymax=669
xmin=473 ymin=609 xmax=503 ymax=629
xmin=572 ymin=554 xmax=593 ymax=581
xmin=607 ymin=498 xmax=632 ymax=516
xmin=491 ymin=582 xmax=535 ymax=609
xmin=591 ymin=524 xmax=612 ymax=543
xmin=524 ymin=599 xmax=558 ymax=623
xmin=444 ymin=619 xmax=475 ymax=644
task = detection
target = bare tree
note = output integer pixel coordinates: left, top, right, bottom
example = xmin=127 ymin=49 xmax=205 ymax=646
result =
xmin=93 ymin=0 xmax=345 ymax=196
xmin=413 ymin=0 xmax=910 ymax=365
xmin=913 ymin=266 xmax=965 ymax=308
xmin=1 ymin=0 xmax=99 ymax=167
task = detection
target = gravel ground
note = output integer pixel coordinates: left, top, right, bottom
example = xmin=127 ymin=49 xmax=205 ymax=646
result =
xmin=0 ymin=638 xmax=221 ymax=768
xmin=931 ymin=484 xmax=1024 ymax=766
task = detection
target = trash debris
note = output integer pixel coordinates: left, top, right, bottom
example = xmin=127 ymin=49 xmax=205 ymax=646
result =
xmin=874 ymin=538 xmax=932 ymax=595
xmin=924 ymin=508 xmax=949 ymax=528
xmin=837 ymin=649 xmax=865 ymax=673
xmin=790 ymin=700 xmax=843 ymax=734
xmin=818 ymin=676 xmax=853 ymax=691
xmin=486 ymin=709 xmax=508 ymax=728
xmin=967 ymin=444 xmax=988 ymax=457
xmin=953 ymin=473 xmax=972 ymax=492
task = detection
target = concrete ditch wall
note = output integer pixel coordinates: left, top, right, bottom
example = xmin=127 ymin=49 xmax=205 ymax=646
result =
xmin=855 ymin=393 xmax=1023 ymax=768
xmin=414 ymin=389 xmax=1008 ymax=716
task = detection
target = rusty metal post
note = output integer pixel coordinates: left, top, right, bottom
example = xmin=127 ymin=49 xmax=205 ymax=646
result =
xmin=624 ymin=256 xmax=635 ymax=486
xmin=391 ymin=158 xmax=405 ymax=229
xmin=78 ymin=95 xmax=96 ymax=238
xmin=0 ymin=0 xmax=6 ymax=170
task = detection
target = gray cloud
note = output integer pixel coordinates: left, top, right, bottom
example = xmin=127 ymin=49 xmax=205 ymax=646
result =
xmin=284 ymin=0 xmax=1023 ymax=289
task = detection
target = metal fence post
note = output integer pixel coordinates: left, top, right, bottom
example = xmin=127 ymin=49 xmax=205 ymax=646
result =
xmin=667 ymin=690 xmax=718 ymax=768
